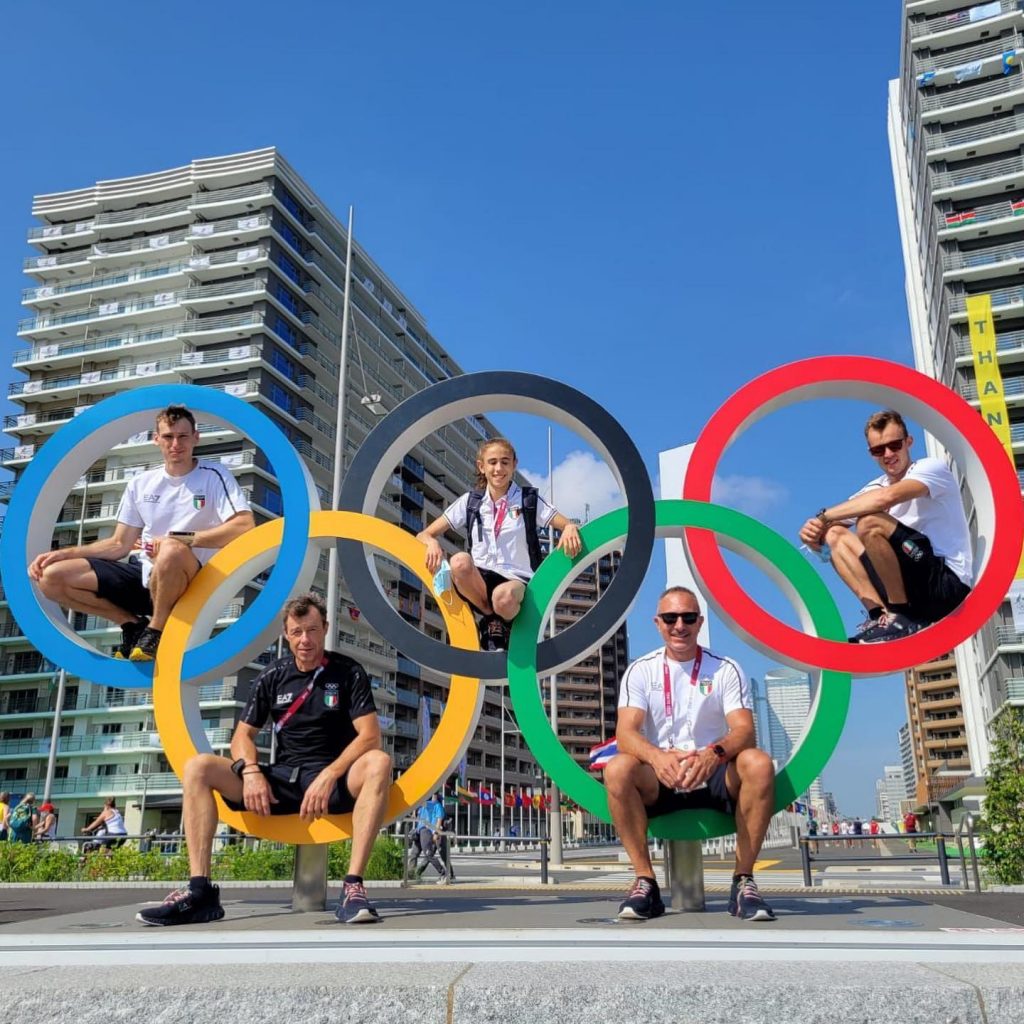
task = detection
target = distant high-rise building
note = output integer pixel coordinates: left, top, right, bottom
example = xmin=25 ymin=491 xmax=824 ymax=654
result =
xmin=760 ymin=667 xmax=825 ymax=810
xmin=889 ymin=2 xmax=1024 ymax=773
xmin=877 ymin=764 xmax=907 ymax=822
xmin=898 ymin=723 xmax=916 ymax=799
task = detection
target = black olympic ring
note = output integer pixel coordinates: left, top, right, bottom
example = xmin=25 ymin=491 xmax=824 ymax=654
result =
xmin=338 ymin=371 xmax=656 ymax=680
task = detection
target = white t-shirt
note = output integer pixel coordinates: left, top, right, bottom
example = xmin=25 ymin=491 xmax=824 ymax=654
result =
xmin=617 ymin=646 xmax=750 ymax=750
xmin=851 ymin=456 xmax=972 ymax=586
xmin=443 ymin=482 xmax=556 ymax=582
xmin=117 ymin=460 xmax=251 ymax=584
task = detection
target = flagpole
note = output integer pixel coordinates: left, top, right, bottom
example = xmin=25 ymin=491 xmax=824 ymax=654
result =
xmin=547 ymin=427 xmax=563 ymax=865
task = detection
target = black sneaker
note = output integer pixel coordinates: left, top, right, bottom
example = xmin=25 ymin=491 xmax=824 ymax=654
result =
xmin=136 ymin=884 xmax=224 ymax=926
xmin=729 ymin=875 xmax=776 ymax=922
xmin=858 ymin=612 xmax=922 ymax=644
xmin=847 ymin=612 xmax=882 ymax=644
xmin=129 ymin=626 xmax=163 ymax=662
xmin=617 ymin=876 xmax=665 ymax=920
xmin=335 ymin=880 xmax=381 ymax=924
xmin=485 ymin=616 xmax=510 ymax=652
xmin=114 ymin=617 xmax=149 ymax=660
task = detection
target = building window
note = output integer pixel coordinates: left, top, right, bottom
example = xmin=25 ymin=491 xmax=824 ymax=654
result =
xmin=278 ymin=221 xmax=303 ymax=255
xmin=272 ymin=314 xmax=298 ymax=348
xmin=274 ymin=282 xmax=299 ymax=314
xmin=2 ymin=728 xmax=32 ymax=740
xmin=277 ymin=253 xmax=301 ymax=285
xmin=101 ymin=723 xmax=123 ymax=735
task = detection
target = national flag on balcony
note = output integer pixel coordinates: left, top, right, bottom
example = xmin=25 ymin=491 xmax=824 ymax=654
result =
xmin=959 ymin=209 xmax=978 ymax=224
xmin=588 ymin=737 xmax=618 ymax=770
xmin=1003 ymin=50 xmax=1018 ymax=75
xmin=1011 ymin=200 xmax=1024 ymax=216
xmin=945 ymin=212 xmax=962 ymax=226
xmin=504 ymin=790 xmax=515 ymax=807
xmin=456 ymin=785 xmax=476 ymax=803
xmin=916 ymin=70 xmax=936 ymax=88
xmin=479 ymin=788 xmax=495 ymax=805
xmin=348 ymin=606 xmax=360 ymax=620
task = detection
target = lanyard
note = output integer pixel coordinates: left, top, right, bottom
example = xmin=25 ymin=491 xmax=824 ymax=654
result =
xmin=274 ymin=657 xmax=328 ymax=734
xmin=492 ymin=495 xmax=509 ymax=537
xmin=661 ymin=646 xmax=702 ymax=730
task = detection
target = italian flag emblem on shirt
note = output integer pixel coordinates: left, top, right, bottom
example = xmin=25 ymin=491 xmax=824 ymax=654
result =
xmin=193 ymin=495 xmax=206 ymax=510
xmin=699 ymin=678 xmax=713 ymax=696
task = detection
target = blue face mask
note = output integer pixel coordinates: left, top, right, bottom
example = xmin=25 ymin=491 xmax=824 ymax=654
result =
xmin=432 ymin=560 xmax=452 ymax=598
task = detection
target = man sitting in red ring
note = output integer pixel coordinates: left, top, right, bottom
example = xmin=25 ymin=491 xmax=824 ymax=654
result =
xmin=605 ymin=586 xmax=777 ymax=923
xmin=798 ymin=409 xmax=972 ymax=644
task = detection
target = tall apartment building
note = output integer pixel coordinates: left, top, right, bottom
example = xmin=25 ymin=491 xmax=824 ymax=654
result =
xmin=757 ymin=667 xmax=825 ymax=812
xmin=889 ymin=1 xmax=1024 ymax=773
xmin=876 ymin=764 xmax=909 ymax=821
xmin=898 ymin=722 xmax=918 ymax=799
xmin=904 ymin=650 xmax=972 ymax=808
xmin=0 ymin=147 xmax=549 ymax=835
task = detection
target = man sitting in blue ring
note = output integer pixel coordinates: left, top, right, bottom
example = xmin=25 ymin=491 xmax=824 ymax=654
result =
xmin=27 ymin=404 xmax=254 ymax=663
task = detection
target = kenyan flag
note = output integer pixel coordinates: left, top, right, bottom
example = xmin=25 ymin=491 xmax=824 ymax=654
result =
xmin=1012 ymin=200 xmax=1024 ymax=216
xmin=959 ymin=209 xmax=977 ymax=224
xmin=945 ymin=212 xmax=962 ymax=226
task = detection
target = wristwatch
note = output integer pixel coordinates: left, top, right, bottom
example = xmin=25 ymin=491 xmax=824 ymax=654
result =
xmin=815 ymin=507 xmax=830 ymax=524
xmin=169 ymin=531 xmax=196 ymax=547
xmin=708 ymin=743 xmax=728 ymax=763
xmin=230 ymin=758 xmax=256 ymax=778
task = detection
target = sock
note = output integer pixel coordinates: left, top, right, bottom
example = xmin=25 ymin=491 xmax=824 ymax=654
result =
xmin=733 ymin=873 xmax=752 ymax=882
xmin=344 ymin=873 xmax=363 ymax=885
xmin=639 ymin=875 xmax=658 ymax=885
xmin=189 ymin=875 xmax=211 ymax=893
xmin=888 ymin=603 xmax=910 ymax=616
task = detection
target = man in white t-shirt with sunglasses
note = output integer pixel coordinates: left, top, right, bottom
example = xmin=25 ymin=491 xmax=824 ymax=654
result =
xmin=798 ymin=409 xmax=972 ymax=644
xmin=605 ymin=586 xmax=777 ymax=922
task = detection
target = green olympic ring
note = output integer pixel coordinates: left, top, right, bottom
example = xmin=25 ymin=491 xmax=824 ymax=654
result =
xmin=507 ymin=499 xmax=852 ymax=840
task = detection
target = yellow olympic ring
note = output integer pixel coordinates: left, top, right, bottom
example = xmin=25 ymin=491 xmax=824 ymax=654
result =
xmin=153 ymin=511 xmax=482 ymax=843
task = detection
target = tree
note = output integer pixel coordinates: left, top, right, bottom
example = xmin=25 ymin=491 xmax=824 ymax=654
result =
xmin=982 ymin=707 xmax=1024 ymax=885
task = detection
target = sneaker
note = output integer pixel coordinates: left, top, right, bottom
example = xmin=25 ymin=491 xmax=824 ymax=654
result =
xmin=136 ymin=883 xmax=224 ymax=927
xmin=485 ymin=616 xmax=510 ymax=652
xmin=114 ymin=617 xmax=149 ymax=660
xmin=129 ymin=626 xmax=163 ymax=662
xmin=435 ymin=873 xmax=449 ymax=885
xmin=617 ymin=876 xmax=665 ymax=920
xmin=858 ymin=612 xmax=922 ymax=644
xmin=729 ymin=875 xmax=776 ymax=922
xmin=847 ymin=612 xmax=883 ymax=644
xmin=335 ymin=880 xmax=381 ymax=924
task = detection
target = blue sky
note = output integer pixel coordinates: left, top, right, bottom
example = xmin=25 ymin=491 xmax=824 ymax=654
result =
xmin=0 ymin=3 xmax=915 ymax=816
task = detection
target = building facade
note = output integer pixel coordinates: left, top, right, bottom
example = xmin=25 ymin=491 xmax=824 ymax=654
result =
xmin=889 ymin=1 xmax=1024 ymax=772
xmin=1 ymin=147 xmax=559 ymax=835
xmin=898 ymin=722 xmax=917 ymax=799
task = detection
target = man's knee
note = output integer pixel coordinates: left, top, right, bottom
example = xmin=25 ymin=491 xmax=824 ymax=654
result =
xmin=492 ymin=583 xmax=523 ymax=619
xmin=152 ymin=539 xmax=196 ymax=576
xmin=604 ymin=753 xmax=642 ymax=794
xmin=857 ymin=514 xmax=895 ymax=542
xmin=359 ymin=749 xmax=392 ymax=785
xmin=38 ymin=559 xmax=91 ymax=601
xmin=734 ymin=748 xmax=775 ymax=790
xmin=449 ymin=552 xmax=475 ymax=578
xmin=183 ymin=753 xmax=225 ymax=790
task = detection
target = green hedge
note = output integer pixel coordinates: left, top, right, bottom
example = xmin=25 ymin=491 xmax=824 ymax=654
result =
xmin=0 ymin=837 xmax=404 ymax=883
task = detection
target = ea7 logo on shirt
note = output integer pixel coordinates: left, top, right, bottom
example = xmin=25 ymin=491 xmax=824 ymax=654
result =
xmin=324 ymin=681 xmax=339 ymax=709
xmin=193 ymin=495 xmax=206 ymax=510
xmin=142 ymin=493 xmax=161 ymax=503
xmin=276 ymin=692 xmax=294 ymax=705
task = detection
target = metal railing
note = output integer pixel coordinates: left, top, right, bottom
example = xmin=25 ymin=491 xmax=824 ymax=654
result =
xmin=911 ymin=0 xmax=1016 ymax=40
xmin=943 ymin=236 xmax=1024 ymax=272
xmin=948 ymin=283 xmax=1024 ymax=314
xmin=93 ymin=195 xmax=193 ymax=226
xmin=191 ymin=181 xmax=273 ymax=206
xmin=953 ymin=326 xmax=1024 ymax=356
xmin=799 ymin=832 xmax=957 ymax=886
xmin=91 ymin=228 xmax=190 ymax=258
xmin=932 ymin=153 xmax=1024 ymax=190
xmin=23 ymin=248 xmax=92 ymax=271
xmin=921 ymin=65 xmax=1024 ymax=111
xmin=915 ymin=32 xmax=1022 ymax=74
xmin=961 ymin=374 xmax=1024 ymax=399
xmin=927 ymin=112 xmax=1024 ymax=152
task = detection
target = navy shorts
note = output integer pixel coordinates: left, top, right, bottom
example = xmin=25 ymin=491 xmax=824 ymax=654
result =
xmin=87 ymin=557 xmax=153 ymax=617
xmin=645 ymin=762 xmax=735 ymax=818
xmin=222 ymin=763 xmax=357 ymax=815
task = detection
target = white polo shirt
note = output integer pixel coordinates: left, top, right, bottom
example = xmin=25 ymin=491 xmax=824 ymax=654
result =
xmin=117 ymin=460 xmax=250 ymax=584
xmin=617 ymin=646 xmax=750 ymax=750
xmin=443 ymin=481 xmax=556 ymax=582
xmin=851 ymin=456 xmax=972 ymax=586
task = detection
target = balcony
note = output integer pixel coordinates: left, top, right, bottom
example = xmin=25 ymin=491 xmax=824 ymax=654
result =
xmin=995 ymin=624 xmax=1024 ymax=646
xmin=947 ymin=283 xmax=1024 ymax=318
xmin=911 ymin=0 xmax=1019 ymax=46
xmin=921 ymin=64 xmax=1024 ymax=121
xmin=21 ymin=260 xmax=192 ymax=308
xmin=22 ymin=247 xmax=93 ymax=278
xmin=961 ymin=374 xmax=1024 ymax=400
xmin=91 ymin=195 xmax=194 ymax=238
xmin=942 ymin=235 xmax=1024 ymax=279
xmin=89 ymin=228 xmax=191 ymax=266
xmin=931 ymin=153 xmax=1024 ymax=200
xmin=925 ymin=112 xmax=1024 ymax=160
xmin=190 ymin=181 xmax=274 ymax=215
xmin=186 ymin=213 xmax=271 ymax=248
xmin=915 ymin=32 xmax=1023 ymax=78
xmin=937 ymin=196 xmax=1024 ymax=240
xmin=27 ymin=220 xmax=97 ymax=249
xmin=0 ymin=727 xmax=231 ymax=759
xmin=8 ymin=772 xmax=182 ymax=798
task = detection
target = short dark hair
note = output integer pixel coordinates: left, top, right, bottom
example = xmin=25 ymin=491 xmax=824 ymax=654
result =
xmin=659 ymin=585 xmax=700 ymax=607
xmin=864 ymin=409 xmax=907 ymax=439
xmin=156 ymin=404 xmax=197 ymax=432
xmin=282 ymin=592 xmax=328 ymax=628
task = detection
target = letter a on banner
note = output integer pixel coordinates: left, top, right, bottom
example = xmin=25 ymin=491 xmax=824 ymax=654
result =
xmin=965 ymin=294 xmax=1024 ymax=594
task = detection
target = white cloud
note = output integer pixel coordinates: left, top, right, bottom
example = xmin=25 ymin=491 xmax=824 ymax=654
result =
xmin=521 ymin=449 xmax=625 ymax=523
xmin=711 ymin=473 xmax=789 ymax=516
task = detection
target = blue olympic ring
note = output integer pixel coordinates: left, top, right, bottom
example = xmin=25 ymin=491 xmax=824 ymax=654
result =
xmin=0 ymin=385 xmax=317 ymax=689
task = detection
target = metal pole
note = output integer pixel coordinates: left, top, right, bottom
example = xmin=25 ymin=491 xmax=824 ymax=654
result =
xmin=546 ymin=427 xmax=563 ymax=865
xmin=966 ymin=816 xmax=982 ymax=893
xmin=936 ymin=833 xmax=951 ymax=886
xmin=43 ymin=473 xmax=89 ymax=804
xmin=139 ymin=774 xmax=149 ymax=829
xmin=325 ymin=205 xmax=355 ymax=651
xmin=500 ymin=697 xmax=505 ymax=839
xmin=665 ymin=839 xmax=705 ymax=911
xmin=800 ymin=837 xmax=812 ymax=887
xmin=292 ymin=844 xmax=330 ymax=912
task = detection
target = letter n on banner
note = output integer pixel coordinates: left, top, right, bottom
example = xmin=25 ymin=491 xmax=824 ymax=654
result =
xmin=965 ymin=294 xmax=1024 ymax=620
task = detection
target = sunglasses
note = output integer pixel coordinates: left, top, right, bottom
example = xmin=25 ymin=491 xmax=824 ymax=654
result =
xmin=868 ymin=437 xmax=906 ymax=458
xmin=657 ymin=611 xmax=700 ymax=626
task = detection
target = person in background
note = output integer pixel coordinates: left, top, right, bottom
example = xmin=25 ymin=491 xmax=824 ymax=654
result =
xmin=33 ymin=802 xmax=57 ymax=842
xmin=7 ymin=793 xmax=38 ymax=844
xmin=0 ymin=791 xmax=9 ymax=841
xmin=82 ymin=797 xmax=128 ymax=852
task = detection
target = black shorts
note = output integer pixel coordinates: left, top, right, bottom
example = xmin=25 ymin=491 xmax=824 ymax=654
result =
xmin=87 ymin=557 xmax=153 ymax=617
xmin=645 ymin=762 xmax=735 ymax=818
xmin=882 ymin=523 xmax=971 ymax=625
xmin=222 ymin=763 xmax=357 ymax=815
xmin=453 ymin=567 xmax=524 ymax=612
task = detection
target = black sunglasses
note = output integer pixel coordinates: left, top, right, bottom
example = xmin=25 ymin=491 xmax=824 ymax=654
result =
xmin=657 ymin=611 xmax=700 ymax=626
xmin=868 ymin=437 xmax=906 ymax=457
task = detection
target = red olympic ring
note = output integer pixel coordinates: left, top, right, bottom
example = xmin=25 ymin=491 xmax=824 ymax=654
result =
xmin=682 ymin=356 xmax=1024 ymax=675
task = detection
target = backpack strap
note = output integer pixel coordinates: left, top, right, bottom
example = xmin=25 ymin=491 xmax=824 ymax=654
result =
xmin=521 ymin=486 xmax=543 ymax=572
xmin=465 ymin=490 xmax=485 ymax=550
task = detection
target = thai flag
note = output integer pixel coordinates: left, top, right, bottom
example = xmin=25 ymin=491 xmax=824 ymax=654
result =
xmin=589 ymin=737 xmax=617 ymax=771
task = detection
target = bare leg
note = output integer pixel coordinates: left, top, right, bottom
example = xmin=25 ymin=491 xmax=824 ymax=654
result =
xmin=491 ymin=580 xmax=525 ymax=622
xmin=181 ymin=754 xmax=243 ymax=877
xmin=824 ymin=525 xmax=887 ymax=611
xmin=38 ymin=559 xmax=136 ymax=625
xmin=448 ymin=552 xmax=492 ymax=615
xmin=856 ymin=514 xmax=906 ymax=605
xmin=148 ymin=541 xmax=200 ymax=631
xmin=345 ymin=749 xmax=393 ymax=876
xmin=727 ymin=748 xmax=775 ymax=875
xmin=604 ymin=755 xmax=660 ymax=878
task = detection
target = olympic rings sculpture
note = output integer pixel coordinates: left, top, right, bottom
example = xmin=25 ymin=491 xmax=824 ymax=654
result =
xmin=2 ymin=358 xmax=1019 ymax=843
